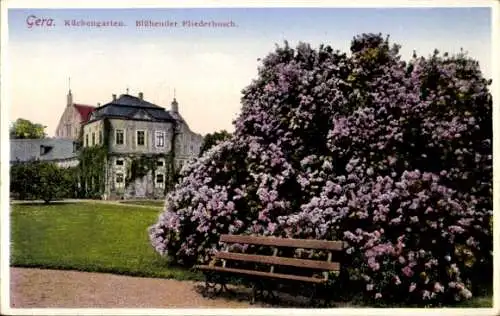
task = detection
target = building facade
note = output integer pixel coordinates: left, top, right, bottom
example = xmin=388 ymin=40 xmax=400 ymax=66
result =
xmin=55 ymin=89 xmax=95 ymax=140
xmin=82 ymin=92 xmax=203 ymax=200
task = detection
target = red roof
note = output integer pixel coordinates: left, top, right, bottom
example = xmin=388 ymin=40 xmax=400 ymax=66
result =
xmin=74 ymin=104 xmax=95 ymax=123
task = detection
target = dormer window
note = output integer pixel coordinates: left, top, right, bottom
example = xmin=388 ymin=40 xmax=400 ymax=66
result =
xmin=40 ymin=145 xmax=53 ymax=156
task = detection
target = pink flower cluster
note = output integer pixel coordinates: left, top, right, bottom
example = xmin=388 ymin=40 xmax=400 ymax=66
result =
xmin=149 ymin=34 xmax=492 ymax=305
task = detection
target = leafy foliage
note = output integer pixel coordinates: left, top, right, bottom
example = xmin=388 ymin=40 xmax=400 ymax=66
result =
xmin=125 ymin=153 xmax=179 ymax=193
xmin=149 ymin=34 xmax=492 ymax=305
xmin=10 ymin=161 xmax=74 ymax=203
xmin=126 ymin=155 xmax=159 ymax=186
xmin=78 ymin=145 xmax=107 ymax=198
xmin=10 ymin=118 xmax=47 ymax=139
xmin=199 ymin=130 xmax=232 ymax=157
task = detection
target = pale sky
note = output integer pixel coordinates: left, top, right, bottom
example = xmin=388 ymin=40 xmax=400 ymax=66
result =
xmin=7 ymin=7 xmax=492 ymax=136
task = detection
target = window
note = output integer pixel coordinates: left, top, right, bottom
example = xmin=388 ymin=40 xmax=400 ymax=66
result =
xmin=155 ymin=173 xmax=164 ymax=188
xmin=116 ymin=129 xmax=124 ymax=145
xmin=66 ymin=124 xmax=71 ymax=137
xmin=137 ymin=130 xmax=145 ymax=146
xmin=92 ymin=132 xmax=95 ymax=146
xmin=155 ymin=131 xmax=165 ymax=147
xmin=116 ymin=159 xmax=124 ymax=166
xmin=115 ymin=172 xmax=124 ymax=188
xmin=157 ymin=159 xmax=164 ymax=167
xmin=85 ymin=134 xmax=89 ymax=147
xmin=99 ymin=131 xmax=103 ymax=144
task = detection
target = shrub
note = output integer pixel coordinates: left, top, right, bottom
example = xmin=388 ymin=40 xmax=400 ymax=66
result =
xmin=10 ymin=161 xmax=38 ymax=200
xmin=149 ymin=34 xmax=492 ymax=305
xmin=10 ymin=161 xmax=75 ymax=203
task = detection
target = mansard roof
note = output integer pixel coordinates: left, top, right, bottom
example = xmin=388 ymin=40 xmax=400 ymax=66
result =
xmin=110 ymin=94 xmax=163 ymax=109
xmin=86 ymin=94 xmax=176 ymax=124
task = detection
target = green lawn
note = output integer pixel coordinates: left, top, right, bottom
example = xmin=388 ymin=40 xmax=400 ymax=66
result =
xmin=119 ymin=200 xmax=165 ymax=207
xmin=10 ymin=202 xmax=202 ymax=280
xmin=9 ymin=202 xmax=492 ymax=308
xmin=456 ymin=296 xmax=493 ymax=308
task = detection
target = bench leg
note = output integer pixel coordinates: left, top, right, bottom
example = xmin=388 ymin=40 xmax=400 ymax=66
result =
xmin=202 ymin=272 xmax=226 ymax=299
xmin=250 ymin=280 xmax=268 ymax=305
xmin=250 ymin=282 xmax=259 ymax=305
xmin=249 ymin=280 xmax=279 ymax=305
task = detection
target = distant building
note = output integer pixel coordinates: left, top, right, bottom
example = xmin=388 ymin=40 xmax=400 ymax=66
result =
xmin=82 ymin=92 xmax=203 ymax=199
xmin=55 ymin=89 xmax=95 ymax=140
xmin=10 ymin=138 xmax=79 ymax=168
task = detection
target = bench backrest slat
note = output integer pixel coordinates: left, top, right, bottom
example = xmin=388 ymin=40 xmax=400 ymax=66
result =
xmin=220 ymin=234 xmax=344 ymax=251
xmin=215 ymin=251 xmax=340 ymax=271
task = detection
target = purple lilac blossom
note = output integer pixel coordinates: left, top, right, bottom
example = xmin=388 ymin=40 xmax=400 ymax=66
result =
xmin=148 ymin=34 xmax=492 ymax=305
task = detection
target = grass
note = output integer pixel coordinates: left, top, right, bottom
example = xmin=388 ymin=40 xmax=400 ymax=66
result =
xmin=9 ymin=202 xmax=493 ymax=308
xmin=456 ymin=295 xmax=493 ymax=308
xmin=10 ymin=202 xmax=202 ymax=281
xmin=119 ymin=200 xmax=165 ymax=207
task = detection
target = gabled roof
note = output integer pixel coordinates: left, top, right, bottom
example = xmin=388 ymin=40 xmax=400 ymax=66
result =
xmin=10 ymin=138 xmax=77 ymax=163
xmin=74 ymin=104 xmax=95 ymax=123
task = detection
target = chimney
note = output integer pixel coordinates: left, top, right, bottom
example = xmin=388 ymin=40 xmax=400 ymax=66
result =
xmin=138 ymin=92 xmax=144 ymax=100
xmin=112 ymin=94 xmax=117 ymax=101
xmin=171 ymin=98 xmax=178 ymax=113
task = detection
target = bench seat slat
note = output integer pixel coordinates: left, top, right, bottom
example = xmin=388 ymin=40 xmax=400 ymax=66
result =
xmin=220 ymin=234 xmax=344 ymax=251
xmin=215 ymin=252 xmax=340 ymax=271
xmin=195 ymin=265 xmax=327 ymax=283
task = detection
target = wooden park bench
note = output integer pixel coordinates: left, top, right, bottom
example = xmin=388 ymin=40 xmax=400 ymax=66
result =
xmin=194 ymin=234 xmax=345 ymax=306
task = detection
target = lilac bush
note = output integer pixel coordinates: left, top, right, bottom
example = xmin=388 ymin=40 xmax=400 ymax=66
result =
xmin=149 ymin=34 xmax=492 ymax=305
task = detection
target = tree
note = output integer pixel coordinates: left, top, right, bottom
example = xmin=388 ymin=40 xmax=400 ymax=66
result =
xmin=149 ymin=34 xmax=492 ymax=305
xmin=36 ymin=162 xmax=72 ymax=203
xmin=10 ymin=118 xmax=47 ymax=139
xmin=199 ymin=130 xmax=232 ymax=157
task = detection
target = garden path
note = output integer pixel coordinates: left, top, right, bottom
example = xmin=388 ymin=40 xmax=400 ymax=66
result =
xmin=10 ymin=267 xmax=254 ymax=308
